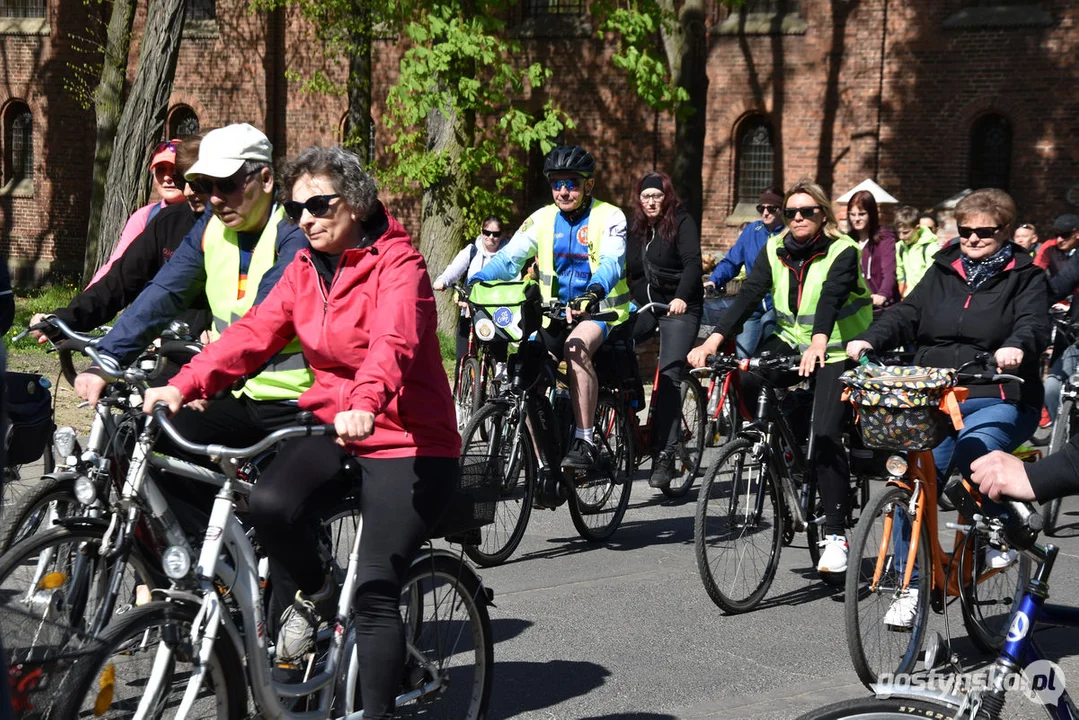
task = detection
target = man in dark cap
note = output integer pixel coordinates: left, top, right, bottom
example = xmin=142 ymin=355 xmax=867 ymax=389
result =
xmin=704 ymin=187 xmax=783 ymax=357
xmin=1034 ymin=213 xmax=1079 ymax=277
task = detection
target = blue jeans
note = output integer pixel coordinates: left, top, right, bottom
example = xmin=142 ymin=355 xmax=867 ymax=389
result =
xmin=892 ymin=398 xmax=1039 ymax=585
xmin=735 ymin=307 xmax=776 ymax=359
xmin=1045 ymin=344 xmax=1079 ymax=423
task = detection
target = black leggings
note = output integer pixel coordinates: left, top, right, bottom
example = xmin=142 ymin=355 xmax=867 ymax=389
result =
xmin=741 ymin=335 xmax=853 ymax=535
xmin=632 ymin=309 xmax=702 ymax=454
xmin=248 ymin=436 xmax=454 ymax=720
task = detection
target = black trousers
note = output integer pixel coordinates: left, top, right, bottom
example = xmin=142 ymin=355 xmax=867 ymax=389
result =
xmin=248 ymin=436 xmax=453 ymax=720
xmin=741 ymin=335 xmax=853 ymax=534
xmin=632 ymin=309 xmax=702 ymax=454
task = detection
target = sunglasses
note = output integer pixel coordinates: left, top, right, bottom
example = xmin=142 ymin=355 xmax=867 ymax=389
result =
xmin=284 ymin=194 xmax=341 ymax=223
xmin=153 ymin=140 xmax=178 ymax=155
xmin=189 ymin=169 xmax=260 ymax=196
xmin=756 ymin=204 xmax=780 ymax=214
xmin=784 ymin=206 xmax=822 ymax=220
xmin=481 ymin=229 xmax=501 ymax=238
xmin=957 ymin=225 xmax=1002 ymax=239
xmin=550 ymin=178 xmax=580 ymax=192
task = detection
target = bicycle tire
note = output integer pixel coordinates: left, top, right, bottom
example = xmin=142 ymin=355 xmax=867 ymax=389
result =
xmin=568 ymin=391 xmax=634 ymax=542
xmin=694 ymin=437 xmax=783 ymax=613
xmin=0 ymin=474 xmax=80 ymax=554
xmin=795 ymin=695 xmax=962 ymax=720
xmin=460 ymin=401 xmax=535 ymax=567
xmin=957 ymin=525 xmax=1031 ymax=654
xmin=1043 ymin=398 xmax=1072 ymax=536
xmin=704 ymin=371 xmax=740 ymax=450
xmin=845 ymin=485 xmax=931 ymax=688
xmin=661 ymin=376 xmax=706 ymax=499
xmin=455 ymin=357 xmax=482 ymax=431
xmin=63 ymin=600 xmax=247 ymax=719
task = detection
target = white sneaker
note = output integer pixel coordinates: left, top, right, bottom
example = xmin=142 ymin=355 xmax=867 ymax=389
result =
xmin=493 ymin=362 xmax=507 ymax=382
xmin=816 ymin=534 xmax=849 ymax=574
xmin=984 ymin=546 xmax=1018 ymax=570
xmin=883 ymin=588 xmax=918 ymax=630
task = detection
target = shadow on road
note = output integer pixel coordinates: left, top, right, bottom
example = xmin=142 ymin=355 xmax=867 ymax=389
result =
xmin=490 ymin=617 xmax=533 ymax=644
xmin=487 ymin=660 xmax=611 ymax=716
xmin=578 ymin=714 xmax=678 ymax=719
xmin=513 ymin=514 xmax=697 ymax=563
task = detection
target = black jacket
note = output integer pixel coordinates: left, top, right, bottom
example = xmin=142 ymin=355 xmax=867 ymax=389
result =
xmin=857 ymin=242 xmax=1050 ymax=409
xmin=626 ymin=209 xmax=703 ymax=308
xmin=53 ymin=202 xmax=210 ymax=336
xmin=715 ymin=232 xmax=861 ymax=341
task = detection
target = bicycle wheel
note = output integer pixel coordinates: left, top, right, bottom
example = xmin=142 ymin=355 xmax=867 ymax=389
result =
xmin=394 ymin=554 xmax=493 ymax=720
xmin=460 ymin=401 xmax=534 ymax=567
xmin=796 ymin=695 xmax=962 ymax=720
xmin=65 ymin=600 xmax=247 ymax=719
xmin=1043 ymin=398 xmax=1072 ymax=536
xmin=0 ymin=524 xmax=157 ymax=639
xmin=958 ymin=525 xmax=1032 ymax=654
xmin=455 ymin=357 xmax=482 ymax=431
xmin=845 ymin=485 xmax=931 ymax=688
xmin=661 ymin=376 xmax=706 ymax=499
xmin=568 ymin=392 xmax=634 ymax=542
xmin=0 ymin=474 xmax=80 ymax=554
xmin=694 ymin=437 xmax=783 ymax=613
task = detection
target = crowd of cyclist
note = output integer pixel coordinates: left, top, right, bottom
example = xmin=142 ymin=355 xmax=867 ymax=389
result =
xmin=12 ymin=124 xmax=1079 ymax=717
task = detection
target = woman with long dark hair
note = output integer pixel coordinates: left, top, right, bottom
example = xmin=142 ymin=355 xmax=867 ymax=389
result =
xmin=846 ymin=189 xmax=899 ymax=313
xmin=626 ymin=171 xmax=703 ymax=489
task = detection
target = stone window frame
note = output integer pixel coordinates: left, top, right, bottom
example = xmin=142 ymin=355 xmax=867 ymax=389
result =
xmin=1 ymin=100 xmax=34 ymax=197
xmin=168 ymin=105 xmax=201 ymax=139
xmin=713 ymin=0 xmax=806 ymax=37
xmin=510 ymin=0 xmax=592 ymax=39
xmin=726 ymin=114 xmax=776 ymax=225
xmin=0 ymin=0 xmax=48 ymax=36
xmin=942 ymin=2 xmax=1053 ymax=29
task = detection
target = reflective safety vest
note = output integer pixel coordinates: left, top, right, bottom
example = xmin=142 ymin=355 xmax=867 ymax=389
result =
xmin=202 ymin=206 xmax=313 ymax=401
xmin=768 ymin=233 xmax=872 ymax=364
xmin=533 ymin=201 xmax=632 ymax=326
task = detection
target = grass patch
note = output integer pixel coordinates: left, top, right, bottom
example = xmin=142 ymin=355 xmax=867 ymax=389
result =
xmin=6 ymin=281 xmax=81 ymax=355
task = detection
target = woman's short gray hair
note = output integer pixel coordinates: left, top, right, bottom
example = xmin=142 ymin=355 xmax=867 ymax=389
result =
xmin=279 ymin=146 xmax=379 ymax=221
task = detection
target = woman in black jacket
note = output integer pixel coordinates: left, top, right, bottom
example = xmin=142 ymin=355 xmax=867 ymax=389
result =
xmin=847 ymin=188 xmax=1049 ymax=628
xmin=626 ymin=171 xmax=703 ymax=489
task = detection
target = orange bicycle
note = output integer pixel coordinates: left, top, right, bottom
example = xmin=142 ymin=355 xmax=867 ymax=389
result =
xmin=842 ymin=358 xmax=1035 ymax=687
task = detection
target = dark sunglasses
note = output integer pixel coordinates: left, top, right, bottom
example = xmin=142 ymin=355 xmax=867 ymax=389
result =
xmin=784 ymin=206 xmax=821 ymax=220
xmin=550 ymin=178 xmax=579 ymax=192
xmin=756 ymin=204 xmax=780 ymax=214
xmin=153 ymin=141 xmax=178 ymax=155
xmin=957 ymin=225 xmax=1002 ymax=239
xmin=189 ymin=169 xmax=259 ymax=196
xmin=481 ymin=229 xmax=501 ymax=238
xmin=284 ymin=194 xmax=341 ymax=223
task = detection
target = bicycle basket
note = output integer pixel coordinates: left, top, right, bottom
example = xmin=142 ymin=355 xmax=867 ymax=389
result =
xmin=840 ymin=365 xmax=958 ymax=452
xmin=432 ymin=450 xmax=504 ymax=539
xmin=468 ymin=280 xmax=541 ymax=344
xmin=4 ymin=373 xmax=52 ymax=466
xmin=2 ymin=598 xmax=108 ymax=719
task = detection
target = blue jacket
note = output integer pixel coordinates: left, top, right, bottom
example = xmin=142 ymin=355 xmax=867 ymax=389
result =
xmin=709 ymin=220 xmax=777 ymax=311
xmin=97 ymin=207 xmax=309 ymax=365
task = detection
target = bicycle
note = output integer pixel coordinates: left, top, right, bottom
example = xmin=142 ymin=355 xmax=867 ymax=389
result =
xmin=796 ymin=494 xmax=1058 ymax=720
xmin=458 ymin=292 xmax=635 ymax=566
xmin=64 ymin=406 xmax=494 ymax=719
xmin=692 ymin=352 xmax=871 ymax=614
xmin=1043 ymin=306 xmax=1078 ymax=536
xmin=841 ymin=357 xmax=1034 ymax=688
xmin=448 ymin=284 xmax=506 ymax=431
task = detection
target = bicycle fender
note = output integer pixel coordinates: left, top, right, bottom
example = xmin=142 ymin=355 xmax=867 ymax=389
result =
xmin=870 ymin=683 xmax=966 ymax=710
xmin=410 ymin=550 xmax=495 ymax=607
xmin=55 ymin=516 xmax=110 ymax=532
xmin=37 ymin=471 xmax=80 ymax=483
xmin=884 ymin=477 xmax=915 ymax=494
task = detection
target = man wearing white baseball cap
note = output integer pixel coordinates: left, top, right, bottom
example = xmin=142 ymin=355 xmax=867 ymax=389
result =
xmin=75 ymin=123 xmax=312 ymax=416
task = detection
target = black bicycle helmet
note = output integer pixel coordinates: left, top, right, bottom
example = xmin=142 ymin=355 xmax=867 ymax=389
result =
xmin=542 ymin=145 xmax=596 ymax=179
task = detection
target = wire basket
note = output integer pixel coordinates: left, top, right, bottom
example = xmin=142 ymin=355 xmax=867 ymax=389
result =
xmin=434 ymin=451 xmax=504 ymax=541
xmin=2 ymin=597 xmax=107 ymax=719
xmin=841 ymin=365 xmax=958 ymax=452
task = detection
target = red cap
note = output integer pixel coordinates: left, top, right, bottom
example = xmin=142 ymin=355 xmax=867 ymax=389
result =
xmin=150 ymin=139 xmax=181 ymax=169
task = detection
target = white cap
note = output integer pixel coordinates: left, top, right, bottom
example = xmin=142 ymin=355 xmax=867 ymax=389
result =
xmin=185 ymin=123 xmax=273 ymax=180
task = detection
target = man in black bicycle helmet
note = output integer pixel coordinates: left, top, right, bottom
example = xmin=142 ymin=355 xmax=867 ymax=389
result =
xmin=471 ymin=144 xmax=632 ymax=504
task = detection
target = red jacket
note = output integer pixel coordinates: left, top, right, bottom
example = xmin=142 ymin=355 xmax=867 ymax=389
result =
xmin=170 ymin=209 xmax=460 ymax=459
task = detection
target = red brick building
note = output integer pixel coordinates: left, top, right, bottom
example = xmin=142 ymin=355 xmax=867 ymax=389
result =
xmin=1 ymin=0 xmax=1077 ymax=280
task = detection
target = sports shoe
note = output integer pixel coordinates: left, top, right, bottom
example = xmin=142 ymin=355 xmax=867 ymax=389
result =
xmin=276 ymin=576 xmax=338 ymax=665
xmin=561 ymin=438 xmax=599 ymax=470
xmin=1039 ymin=406 xmax=1052 ymax=429
xmin=649 ymin=452 xmax=675 ymax=489
xmin=984 ymin=546 xmax=1018 ymax=570
xmin=816 ymin=534 xmax=849 ymax=574
xmin=883 ymin=588 xmax=918 ymax=630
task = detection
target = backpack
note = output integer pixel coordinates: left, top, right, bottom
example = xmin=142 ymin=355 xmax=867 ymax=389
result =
xmin=4 ymin=372 xmax=52 ymax=466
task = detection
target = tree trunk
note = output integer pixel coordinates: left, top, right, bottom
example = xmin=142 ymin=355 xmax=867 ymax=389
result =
xmin=660 ymin=0 xmax=708 ymax=230
xmin=81 ymin=0 xmax=138 ymax=283
xmin=89 ymin=0 xmax=189 ymax=279
xmin=420 ymin=102 xmax=470 ymax=337
xmin=345 ymin=8 xmax=373 ymax=164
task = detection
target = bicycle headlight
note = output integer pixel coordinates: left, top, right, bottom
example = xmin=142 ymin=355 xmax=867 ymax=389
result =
xmin=475 ymin=318 xmax=496 ymax=342
xmin=162 ymin=546 xmax=191 ymax=580
xmin=885 ymin=454 xmax=908 ymax=478
xmin=73 ymin=475 xmax=97 ymax=505
xmin=53 ymin=426 xmax=77 ymax=460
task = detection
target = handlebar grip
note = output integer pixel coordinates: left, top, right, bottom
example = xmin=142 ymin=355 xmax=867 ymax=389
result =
xmin=1002 ymin=499 xmax=1043 ymax=551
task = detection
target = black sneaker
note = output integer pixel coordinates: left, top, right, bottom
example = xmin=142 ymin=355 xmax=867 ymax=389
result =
xmin=561 ymin=438 xmax=600 ymax=470
xmin=649 ymin=452 xmax=675 ymax=489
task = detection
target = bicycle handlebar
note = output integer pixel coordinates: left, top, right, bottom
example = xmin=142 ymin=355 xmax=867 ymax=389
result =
xmin=541 ymin=300 xmax=620 ymax=323
xmin=703 ymin=353 xmax=801 ymax=374
xmin=151 ymin=404 xmax=335 ymax=461
xmin=14 ymin=316 xmax=98 ymax=345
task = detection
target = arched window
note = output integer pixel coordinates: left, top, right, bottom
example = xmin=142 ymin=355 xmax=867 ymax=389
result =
xmin=168 ymin=106 xmax=200 ymax=139
xmin=3 ymin=101 xmax=33 ymax=186
xmin=0 ymin=0 xmax=45 ymax=18
xmin=969 ymin=113 xmax=1011 ymax=191
xmin=736 ymin=115 xmax=775 ymax=204
xmin=184 ymin=0 xmax=214 ymax=21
